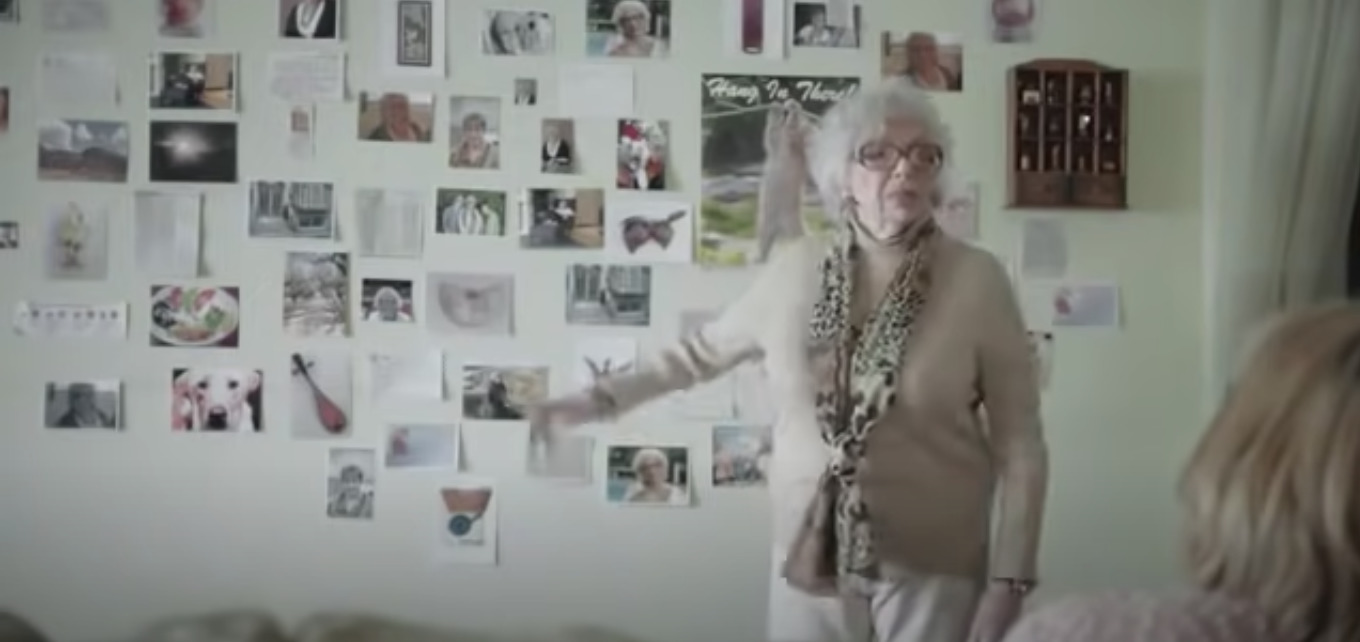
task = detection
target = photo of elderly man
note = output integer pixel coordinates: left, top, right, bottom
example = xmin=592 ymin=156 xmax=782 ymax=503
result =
xmin=44 ymin=381 xmax=120 ymax=429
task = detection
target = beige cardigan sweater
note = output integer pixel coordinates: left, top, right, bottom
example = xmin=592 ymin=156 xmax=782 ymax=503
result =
xmin=599 ymin=234 xmax=1048 ymax=581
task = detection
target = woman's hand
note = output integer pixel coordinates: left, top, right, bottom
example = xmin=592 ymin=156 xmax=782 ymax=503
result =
xmin=527 ymin=390 xmax=604 ymax=475
xmin=967 ymin=585 xmax=1025 ymax=642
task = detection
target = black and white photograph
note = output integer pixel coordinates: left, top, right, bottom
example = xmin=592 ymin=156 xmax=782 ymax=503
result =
xmin=283 ymin=251 xmax=351 ymax=337
xmin=513 ymin=78 xmax=536 ymax=106
xmin=279 ymin=0 xmax=339 ymax=40
xmin=397 ymin=0 xmax=431 ymax=66
xmin=149 ymin=52 xmax=237 ymax=110
xmin=790 ymin=1 xmax=860 ymax=48
xmin=482 ymin=9 xmax=554 ymax=55
xmin=0 ymin=222 xmax=18 ymax=249
xmin=248 ymin=180 xmax=336 ymax=239
xmin=564 ymin=264 xmax=651 ymax=326
xmin=38 ymin=119 xmax=130 ymax=183
xmin=540 ymin=118 xmax=576 ymax=174
xmin=149 ymin=121 xmax=238 ymax=183
xmin=605 ymin=445 xmax=691 ymax=506
xmin=327 ymin=447 xmax=376 ymax=520
xmin=361 ymin=278 xmax=415 ymax=323
xmin=426 ymin=272 xmax=514 ymax=336
xmin=45 ymin=200 xmax=109 ymax=280
xmin=435 ymin=188 xmax=506 ymax=236
xmin=158 ymin=0 xmax=212 ymax=38
xmin=586 ymin=0 xmax=670 ymax=58
xmin=521 ymin=188 xmax=604 ymax=249
xmin=379 ymin=0 xmax=446 ymax=77
xmin=44 ymin=380 xmax=120 ymax=429
xmin=0 ymin=0 xmax=18 ymax=22
xmin=461 ymin=364 xmax=548 ymax=421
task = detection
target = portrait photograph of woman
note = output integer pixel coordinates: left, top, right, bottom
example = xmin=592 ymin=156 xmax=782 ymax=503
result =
xmin=482 ymin=9 xmax=554 ymax=55
xmin=585 ymin=0 xmax=670 ymax=58
xmin=880 ymin=30 xmax=964 ymax=91
xmin=605 ymin=445 xmax=691 ymax=507
xmin=448 ymin=96 xmax=501 ymax=170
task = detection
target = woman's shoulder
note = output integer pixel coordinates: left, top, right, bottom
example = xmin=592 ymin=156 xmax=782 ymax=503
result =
xmin=1005 ymin=591 xmax=1276 ymax=642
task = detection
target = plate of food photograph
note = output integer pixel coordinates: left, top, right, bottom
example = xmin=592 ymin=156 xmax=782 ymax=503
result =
xmin=150 ymin=285 xmax=242 ymax=348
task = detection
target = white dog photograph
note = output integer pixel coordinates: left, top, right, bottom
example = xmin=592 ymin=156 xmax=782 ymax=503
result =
xmin=290 ymin=351 xmax=352 ymax=438
xmin=436 ymin=478 xmax=498 ymax=565
xmin=45 ymin=200 xmax=109 ymax=280
xmin=603 ymin=198 xmax=693 ymax=263
xmin=171 ymin=367 xmax=264 ymax=432
xmin=384 ymin=423 xmax=458 ymax=469
xmin=44 ymin=380 xmax=120 ymax=429
xmin=327 ymin=447 xmax=376 ymax=521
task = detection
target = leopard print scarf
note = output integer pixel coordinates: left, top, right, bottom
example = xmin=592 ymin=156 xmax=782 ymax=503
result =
xmin=781 ymin=217 xmax=937 ymax=596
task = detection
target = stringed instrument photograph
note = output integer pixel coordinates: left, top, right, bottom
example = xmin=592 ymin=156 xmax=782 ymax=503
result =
xmin=289 ymin=351 xmax=353 ymax=438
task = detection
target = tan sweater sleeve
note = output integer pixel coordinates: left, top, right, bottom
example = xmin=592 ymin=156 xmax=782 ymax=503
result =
xmin=974 ymin=253 xmax=1049 ymax=581
xmin=594 ymin=240 xmax=812 ymax=416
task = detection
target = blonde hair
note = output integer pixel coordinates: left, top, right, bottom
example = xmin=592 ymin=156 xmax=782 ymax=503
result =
xmin=1180 ymin=302 xmax=1360 ymax=642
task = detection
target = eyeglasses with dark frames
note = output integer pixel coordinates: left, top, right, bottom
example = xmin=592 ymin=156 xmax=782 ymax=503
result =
xmin=856 ymin=140 xmax=945 ymax=173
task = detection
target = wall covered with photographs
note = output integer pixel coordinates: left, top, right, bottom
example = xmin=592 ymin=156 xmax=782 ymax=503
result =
xmin=0 ymin=0 xmax=1209 ymax=640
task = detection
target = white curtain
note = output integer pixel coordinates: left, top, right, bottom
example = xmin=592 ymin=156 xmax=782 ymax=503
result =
xmin=1201 ymin=0 xmax=1360 ymax=398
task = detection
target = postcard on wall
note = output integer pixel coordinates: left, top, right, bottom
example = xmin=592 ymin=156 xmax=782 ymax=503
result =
xmin=290 ymin=351 xmax=353 ymax=438
xmin=1027 ymin=330 xmax=1054 ymax=390
xmin=38 ymin=52 xmax=117 ymax=107
xmin=0 ymin=222 xmax=19 ymax=249
xmin=461 ymin=364 xmax=549 ymax=422
xmin=283 ymin=251 xmax=350 ymax=337
xmin=617 ymin=119 xmax=669 ymax=190
xmin=171 ymin=367 xmax=264 ymax=432
xmin=712 ymin=424 xmax=771 ymax=487
xmin=361 ymin=278 xmax=415 ymax=323
xmin=385 ymin=423 xmax=458 ymax=469
xmin=699 ymin=74 xmax=859 ymax=266
xmin=564 ymin=264 xmax=652 ymax=327
xmin=1019 ymin=216 xmax=1068 ymax=279
xmin=527 ymin=434 xmax=594 ymax=483
xmin=481 ymin=9 xmax=554 ymax=56
xmin=721 ymin=0 xmax=786 ymax=59
xmin=573 ymin=336 xmax=637 ymax=387
xmin=13 ymin=302 xmax=127 ymax=338
xmin=356 ymin=188 xmax=424 ymax=258
xmin=789 ymin=1 xmax=861 ymax=48
xmin=426 ymin=272 xmax=514 ymax=336
xmin=148 ymin=121 xmax=238 ymax=184
xmin=279 ymin=0 xmax=341 ymax=40
xmin=367 ymin=350 xmax=444 ymax=402
xmin=513 ymin=78 xmax=536 ymax=106
xmin=1024 ymin=280 xmax=1122 ymax=329
xmin=585 ymin=0 xmax=669 ymax=58
xmin=936 ymin=181 xmax=980 ymax=241
xmin=41 ymin=0 xmax=109 ymax=32
xmin=249 ymin=180 xmax=336 ymax=239
xmin=44 ymin=380 xmax=120 ymax=430
xmin=267 ymin=51 xmax=346 ymax=103
xmin=38 ymin=119 xmax=129 ymax=184
xmin=44 ymin=200 xmax=109 ymax=281
xmin=357 ymin=91 xmax=434 ymax=142
xmin=435 ymin=188 xmax=506 ymax=236
xmin=435 ymin=478 xmax=498 ymax=565
xmin=538 ymin=119 xmax=578 ymax=175
xmin=287 ymin=104 xmax=315 ymax=160
xmin=378 ymin=0 xmax=446 ymax=78
xmin=605 ymin=444 xmax=692 ymax=507
xmin=134 ymin=191 xmax=202 ymax=279
xmin=327 ymin=447 xmax=376 ymax=521
xmin=149 ymin=52 xmax=238 ymax=110
xmin=150 ymin=285 xmax=241 ymax=348
xmin=557 ymin=64 xmax=634 ymax=118
xmin=988 ymin=0 xmax=1039 ymax=43
xmin=604 ymin=198 xmax=693 ymax=263
xmin=159 ymin=0 xmax=214 ymax=37
xmin=447 ymin=96 xmax=501 ymax=169
xmin=521 ymin=188 xmax=604 ymax=249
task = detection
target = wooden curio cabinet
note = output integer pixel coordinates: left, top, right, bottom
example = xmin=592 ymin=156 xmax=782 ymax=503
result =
xmin=1006 ymin=59 xmax=1129 ymax=209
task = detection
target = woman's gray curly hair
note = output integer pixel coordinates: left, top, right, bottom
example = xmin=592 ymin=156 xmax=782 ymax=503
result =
xmin=807 ymin=78 xmax=956 ymax=218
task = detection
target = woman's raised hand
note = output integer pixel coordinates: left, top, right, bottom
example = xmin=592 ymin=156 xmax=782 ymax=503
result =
xmin=527 ymin=390 xmax=605 ymax=474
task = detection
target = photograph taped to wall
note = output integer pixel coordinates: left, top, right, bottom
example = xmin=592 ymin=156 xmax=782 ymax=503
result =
xmin=881 ymin=32 xmax=963 ymax=91
xmin=435 ymin=189 xmax=506 ymax=236
xmin=448 ymin=96 xmax=501 ymax=169
xmin=358 ymin=91 xmax=433 ymax=142
xmin=0 ymin=222 xmax=18 ymax=249
xmin=171 ymin=367 xmax=264 ymax=432
xmin=426 ymin=272 xmax=514 ymax=336
xmin=482 ymin=9 xmax=554 ymax=55
xmin=564 ymin=264 xmax=651 ymax=327
xmin=712 ymin=424 xmax=771 ymax=487
xmin=44 ymin=380 xmax=120 ymax=429
xmin=573 ymin=336 xmax=637 ymax=387
xmin=605 ymin=444 xmax=691 ymax=506
xmin=617 ymin=119 xmax=668 ymax=190
xmin=42 ymin=0 xmax=110 ymax=32
xmin=0 ymin=0 xmax=16 ymax=22
xmin=604 ymin=198 xmax=692 ymax=263
xmin=149 ymin=285 xmax=241 ymax=348
xmin=436 ymin=479 xmax=497 ymax=565
xmin=461 ymin=364 xmax=548 ymax=421
xmin=699 ymin=74 xmax=859 ymax=266
xmin=790 ymin=1 xmax=860 ymax=48
xmin=586 ymin=0 xmax=669 ymax=58
xmin=280 ymin=0 xmax=339 ymax=39
xmin=327 ymin=447 xmax=376 ymax=520
xmin=356 ymin=188 xmax=424 ymax=257
xmin=988 ymin=0 xmax=1038 ymax=43
xmin=360 ymin=278 xmax=414 ymax=323
xmin=513 ymin=78 xmax=536 ymax=106
xmin=521 ymin=187 xmax=603 ymax=249
xmin=148 ymin=121 xmax=237 ymax=183
xmin=44 ymin=200 xmax=109 ymax=281
xmin=290 ymin=351 xmax=352 ymax=438
xmin=385 ymin=423 xmax=457 ymax=469
xmin=134 ymin=190 xmax=202 ymax=279
xmin=539 ymin=118 xmax=576 ymax=174
xmin=149 ymin=52 xmax=237 ymax=110
xmin=287 ymin=104 xmax=314 ymax=160
xmin=159 ymin=0 xmax=213 ymax=37
xmin=38 ymin=119 xmax=129 ymax=183
xmin=248 ymin=180 xmax=336 ymax=239
xmin=283 ymin=251 xmax=350 ymax=337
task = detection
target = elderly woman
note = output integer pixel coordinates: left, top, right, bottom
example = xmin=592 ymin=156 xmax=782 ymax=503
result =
xmin=1004 ymin=303 xmax=1360 ymax=642
xmin=622 ymin=448 xmax=687 ymax=505
xmin=896 ymin=32 xmax=961 ymax=92
xmin=531 ymin=78 xmax=1046 ymax=642
xmin=449 ymin=113 xmax=499 ymax=169
xmin=604 ymin=0 xmax=666 ymax=58
xmin=365 ymin=286 xmax=410 ymax=322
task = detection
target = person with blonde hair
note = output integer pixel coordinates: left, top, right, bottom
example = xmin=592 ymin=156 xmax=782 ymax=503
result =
xmin=1003 ymin=302 xmax=1360 ymax=642
xmin=604 ymin=0 xmax=666 ymax=58
xmin=623 ymin=447 xmax=687 ymax=505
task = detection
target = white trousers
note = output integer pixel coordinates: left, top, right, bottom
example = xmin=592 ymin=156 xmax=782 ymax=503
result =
xmin=766 ymin=551 xmax=981 ymax=642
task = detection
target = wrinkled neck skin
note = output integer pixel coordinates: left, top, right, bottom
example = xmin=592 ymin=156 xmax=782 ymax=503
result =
xmin=844 ymin=208 xmax=933 ymax=321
